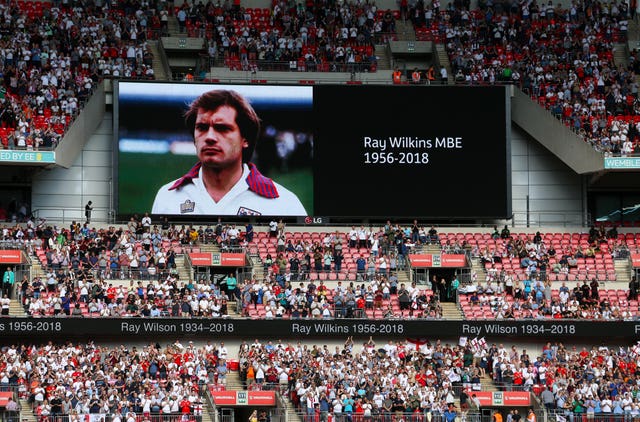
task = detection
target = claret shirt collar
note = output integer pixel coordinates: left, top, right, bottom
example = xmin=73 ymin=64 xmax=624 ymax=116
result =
xmin=168 ymin=162 xmax=279 ymax=198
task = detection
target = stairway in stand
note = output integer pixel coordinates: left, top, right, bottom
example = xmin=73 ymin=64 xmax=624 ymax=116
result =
xmin=470 ymin=257 xmax=487 ymax=285
xmin=224 ymin=366 xmax=243 ymax=390
xmin=148 ymin=40 xmax=167 ymax=80
xmin=394 ymin=18 xmax=416 ymax=41
xmin=615 ymin=258 xmax=632 ymax=285
xmin=440 ymin=302 xmax=463 ymax=320
xmin=480 ymin=373 xmax=500 ymax=391
xmin=200 ymin=404 xmax=214 ymax=422
xmin=19 ymin=398 xmax=36 ymax=422
xmin=9 ymin=297 xmax=25 ymax=316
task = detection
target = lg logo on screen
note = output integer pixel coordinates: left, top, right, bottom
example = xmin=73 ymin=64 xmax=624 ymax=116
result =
xmin=304 ymin=216 xmax=323 ymax=224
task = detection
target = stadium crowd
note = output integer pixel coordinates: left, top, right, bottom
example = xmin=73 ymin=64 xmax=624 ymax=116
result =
xmin=0 ymin=213 xmax=636 ymax=321
xmin=431 ymin=0 xmax=640 ymax=156
xmin=0 ymin=0 xmax=155 ymax=150
xmin=175 ymin=0 xmax=640 ymax=159
xmin=4 ymin=337 xmax=640 ymax=421
xmin=1 ymin=0 xmax=638 ymax=160
xmin=0 ymin=341 xmax=216 ymax=420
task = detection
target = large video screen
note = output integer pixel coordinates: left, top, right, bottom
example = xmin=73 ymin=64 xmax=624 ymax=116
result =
xmin=116 ymin=82 xmax=510 ymax=219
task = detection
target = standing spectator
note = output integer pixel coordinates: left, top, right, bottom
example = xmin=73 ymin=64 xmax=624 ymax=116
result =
xmin=319 ymin=393 xmax=330 ymax=422
xmin=245 ymin=222 xmax=254 ymax=243
xmin=2 ymin=267 xmax=14 ymax=298
xmin=629 ymin=276 xmax=638 ymax=301
xmin=226 ymin=273 xmax=238 ymax=300
xmin=440 ymin=66 xmax=448 ymax=84
xmin=177 ymin=7 xmax=187 ymax=32
xmin=141 ymin=213 xmax=152 ymax=230
xmin=444 ymin=404 xmax=458 ymax=422
xmin=84 ymin=201 xmax=93 ymax=224
xmin=540 ymin=386 xmax=555 ymax=410
xmin=269 ymin=219 xmax=278 ymax=238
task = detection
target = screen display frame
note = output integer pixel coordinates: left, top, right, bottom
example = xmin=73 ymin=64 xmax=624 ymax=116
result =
xmin=114 ymin=81 xmax=511 ymax=220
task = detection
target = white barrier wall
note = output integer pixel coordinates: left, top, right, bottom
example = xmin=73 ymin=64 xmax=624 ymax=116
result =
xmin=510 ymin=128 xmax=584 ymax=226
xmin=31 ymin=113 xmax=114 ymax=224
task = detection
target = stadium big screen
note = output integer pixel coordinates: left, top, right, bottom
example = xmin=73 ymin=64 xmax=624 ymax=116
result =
xmin=116 ymin=81 xmax=511 ymax=219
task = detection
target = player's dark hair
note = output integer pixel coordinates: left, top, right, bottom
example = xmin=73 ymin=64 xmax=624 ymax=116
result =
xmin=184 ymin=89 xmax=261 ymax=163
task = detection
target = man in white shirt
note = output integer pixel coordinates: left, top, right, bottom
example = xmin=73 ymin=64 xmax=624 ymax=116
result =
xmin=217 ymin=342 xmax=228 ymax=360
xmin=141 ymin=212 xmax=152 ymax=229
xmin=152 ymin=89 xmax=306 ymax=216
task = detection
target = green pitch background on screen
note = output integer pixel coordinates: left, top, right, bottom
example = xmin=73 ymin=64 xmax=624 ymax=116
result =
xmin=118 ymin=153 xmax=313 ymax=216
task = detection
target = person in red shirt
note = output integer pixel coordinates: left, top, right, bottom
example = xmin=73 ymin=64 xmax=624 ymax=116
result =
xmin=179 ymin=396 xmax=192 ymax=414
xmin=579 ymin=347 xmax=590 ymax=362
xmin=106 ymin=284 xmax=116 ymax=303
xmin=415 ymin=369 xmax=428 ymax=386
xmin=356 ymin=296 xmax=366 ymax=313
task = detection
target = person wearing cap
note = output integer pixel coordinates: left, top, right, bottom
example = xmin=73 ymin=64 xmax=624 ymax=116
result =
xmin=151 ymin=89 xmax=306 ymax=216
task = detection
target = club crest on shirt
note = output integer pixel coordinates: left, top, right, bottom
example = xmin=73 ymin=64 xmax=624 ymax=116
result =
xmin=237 ymin=207 xmax=261 ymax=216
xmin=180 ymin=200 xmax=196 ymax=213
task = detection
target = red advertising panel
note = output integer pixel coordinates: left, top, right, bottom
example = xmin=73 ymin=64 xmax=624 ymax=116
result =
xmin=209 ymin=390 xmax=276 ymax=406
xmin=409 ymin=254 xmax=466 ymax=268
xmin=248 ymin=391 xmax=276 ymax=406
xmin=632 ymin=254 xmax=640 ymax=268
xmin=189 ymin=253 xmax=212 ymax=266
xmin=221 ymin=253 xmax=246 ymax=266
xmin=470 ymin=392 xmax=530 ymax=406
xmin=408 ymin=254 xmax=432 ymax=267
xmin=210 ymin=390 xmax=237 ymax=405
xmin=503 ymin=392 xmax=531 ymax=406
xmin=472 ymin=392 xmax=494 ymax=406
xmin=190 ymin=253 xmax=245 ymax=266
xmin=0 ymin=250 xmax=21 ymax=264
xmin=0 ymin=391 xmax=13 ymax=407
xmin=441 ymin=254 xmax=467 ymax=267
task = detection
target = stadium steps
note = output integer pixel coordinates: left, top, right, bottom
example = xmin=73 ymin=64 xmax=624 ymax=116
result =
xmin=29 ymin=255 xmax=46 ymax=279
xmin=225 ymin=368 xmax=243 ymax=390
xmin=470 ymin=257 xmax=487 ymax=285
xmin=440 ymin=302 xmax=463 ymax=320
xmin=9 ymin=298 xmax=25 ymax=316
xmin=394 ymin=17 xmax=416 ymax=42
xmin=195 ymin=243 xmax=223 ymax=257
xmin=396 ymin=266 xmax=411 ymax=286
xmin=167 ymin=16 xmax=181 ymax=37
xmin=282 ymin=398 xmax=303 ymax=422
xmin=479 ymin=373 xmax=499 ymax=392
xmin=176 ymin=262 xmax=193 ymax=284
xmin=248 ymin=252 xmax=265 ymax=282
xmin=374 ymin=44 xmax=392 ymax=71
xmin=201 ymin=405 xmax=214 ymax=422
xmin=614 ymin=257 xmax=632 ymax=284
xmin=19 ymin=398 xmax=37 ymax=422
xmin=629 ymin=18 xmax=640 ymax=46
xmin=434 ymin=43 xmax=453 ymax=84
xmin=148 ymin=40 xmax=168 ymax=80
xmin=613 ymin=42 xmax=629 ymax=69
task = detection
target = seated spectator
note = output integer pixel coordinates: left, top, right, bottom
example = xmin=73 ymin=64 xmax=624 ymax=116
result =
xmin=469 ymin=291 xmax=480 ymax=306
